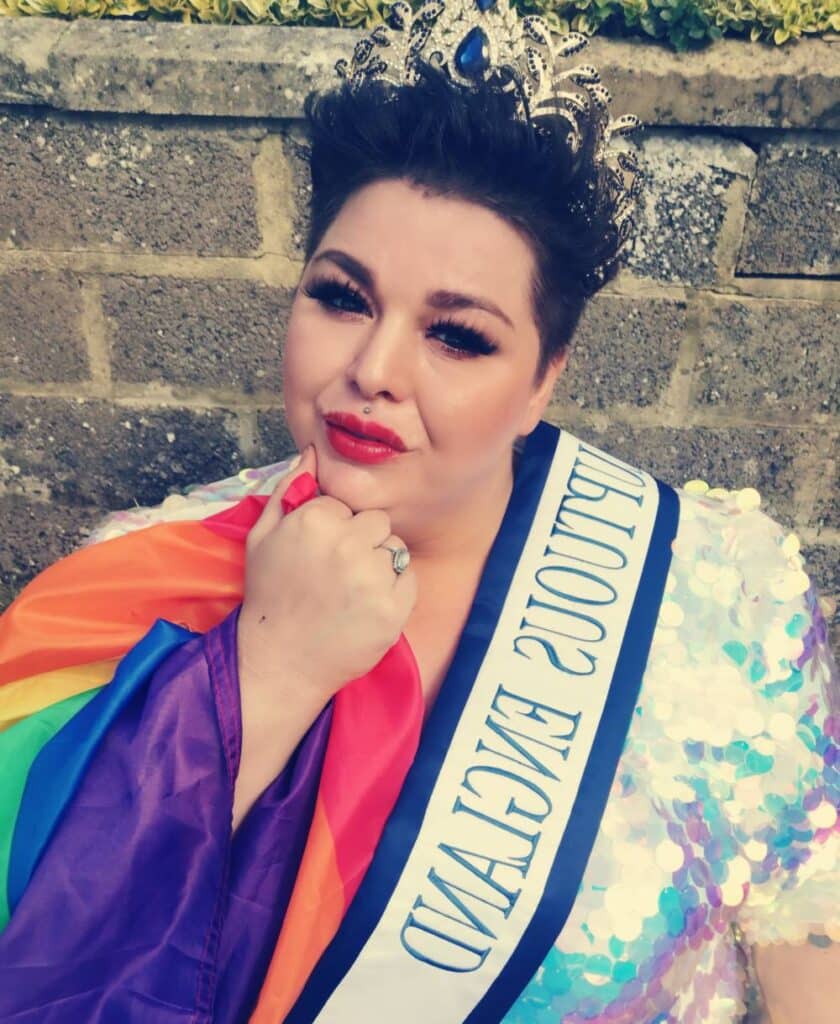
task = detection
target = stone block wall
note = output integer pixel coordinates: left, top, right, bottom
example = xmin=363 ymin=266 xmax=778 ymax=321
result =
xmin=0 ymin=23 xmax=838 ymax=645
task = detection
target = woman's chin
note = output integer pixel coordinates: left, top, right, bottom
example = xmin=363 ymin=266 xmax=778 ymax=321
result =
xmin=315 ymin=450 xmax=391 ymax=511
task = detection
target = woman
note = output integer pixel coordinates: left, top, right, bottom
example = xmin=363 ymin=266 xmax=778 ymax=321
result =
xmin=0 ymin=2 xmax=837 ymax=1021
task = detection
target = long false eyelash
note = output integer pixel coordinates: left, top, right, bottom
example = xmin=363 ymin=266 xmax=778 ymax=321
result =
xmin=429 ymin=315 xmax=498 ymax=357
xmin=301 ymin=276 xmax=368 ymax=314
xmin=302 ymin=275 xmax=498 ymax=358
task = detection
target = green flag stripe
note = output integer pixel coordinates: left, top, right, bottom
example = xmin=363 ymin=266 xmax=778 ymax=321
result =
xmin=0 ymin=687 xmax=103 ymax=930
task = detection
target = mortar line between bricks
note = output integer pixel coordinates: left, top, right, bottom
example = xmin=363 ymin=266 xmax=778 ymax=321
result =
xmin=798 ymin=527 xmax=840 ymax=546
xmin=659 ymin=291 xmax=704 ymax=426
xmin=700 ymin=284 xmax=840 ymax=303
xmin=0 ymin=382 xmax=108 ymax=400
xmin=0 ymin=382 xmax=286 ymax=411
xmin=4 ymin=380 xmax=833 ymax=431
xmin=605 ymin=283 xmax=691 ymax=298
xmin=113 ymin=394 xmax=285 ymax=412
xmin=0 ymin=251 xmax=304 ymax=286
xmin=253 ymin=135 xmax=295 ymax=258
xmin=598 ymin=282 xmax=837 ymax=305
xmin=689 ymin=280 xmax=840 ymax=302
xmin=11 ymin=248 xmax=835 ymax=301
xmin=685 ymin=410 xmax=839 ymax=431
xmin=550 ymin=401 xmax=838 ymax=432
xmin=81 ymin=279 xmax=113 ymax=391
xmin=714 ymin=152 xmax=757 ymax=284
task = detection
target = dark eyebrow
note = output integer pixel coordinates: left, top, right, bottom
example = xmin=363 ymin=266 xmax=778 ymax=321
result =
xmin=310 ymin=248 xmax=514 ymax=329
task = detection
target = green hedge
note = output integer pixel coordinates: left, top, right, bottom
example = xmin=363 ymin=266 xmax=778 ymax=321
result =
xmin=1 ymin=0 xmax=838 ymax=51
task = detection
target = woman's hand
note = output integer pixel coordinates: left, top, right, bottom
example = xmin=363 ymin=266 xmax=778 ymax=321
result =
xmin=232 ymin=445 xmax=417 ymax=829
xmin=238 ymin=443 xmax=417 ymax=702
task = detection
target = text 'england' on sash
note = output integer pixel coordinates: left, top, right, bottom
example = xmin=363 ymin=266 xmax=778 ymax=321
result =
xmin=399 ymin=438 xmax=654 ymax=974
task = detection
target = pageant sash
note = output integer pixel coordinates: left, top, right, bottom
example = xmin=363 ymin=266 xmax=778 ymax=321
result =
xmin=283 ymin=421 xmax=679 ymax=1024
xmin=0 ymin=419 xmax=677 ymax=1023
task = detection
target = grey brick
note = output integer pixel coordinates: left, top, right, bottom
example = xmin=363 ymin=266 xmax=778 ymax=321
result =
xmin=802 ymin=543 xmax=839 ymax=605
xmin=0 ymin=495 xmax=97 ymax=610
xmin=625 ymin=133 xmax=755 ymax=287
xmin=697 ymin=300 xmax=839 ymax=415
xmin=0 ymin=110 xmax=260 ymax=255
xmin=0 ymin=271 xmax=88 ymax=382
xmin=255 ymin=408 xmax=297 ymax=467
xmin=812 ymin=432 xmax=839 ymax=532
xmin=105 ymin=277 xmax=291 ymax=392
xmin=0 ymin=396 xmax=242 ymax=510
xmin=738 ymin=143 xmax=840 ymax=276
xmin=557 ymin=295 xmax=686 ymax=410
xmin=555 ymin=421 xmax=816 ymax=527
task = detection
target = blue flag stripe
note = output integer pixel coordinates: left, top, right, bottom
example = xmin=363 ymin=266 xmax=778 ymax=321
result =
xmin=8 ymin=620 xmax=196 ymax=913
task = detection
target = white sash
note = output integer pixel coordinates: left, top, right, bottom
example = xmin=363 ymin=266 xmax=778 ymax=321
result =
xmin=287 ymin=423 xmax=678 ymax=1024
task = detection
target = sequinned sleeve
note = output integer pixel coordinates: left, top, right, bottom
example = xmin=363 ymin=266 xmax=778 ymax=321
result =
xmin=690 ymin=495 xmax=840 ymax=948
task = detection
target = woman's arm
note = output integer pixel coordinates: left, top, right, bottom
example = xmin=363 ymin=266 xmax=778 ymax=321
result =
xmin=754 ymin=937 xmax=840 ymax=1023
xmin=233 ymin=653 xmax=326 ymax=829
xmin=233 ymin=443 xmax=417 ymax=827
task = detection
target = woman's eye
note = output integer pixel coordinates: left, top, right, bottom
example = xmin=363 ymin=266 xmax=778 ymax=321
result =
xmin=301 ymin=279 xmax=496 ymax=359
xmin=430 ymin=318 xmax=498 ymax=359
xmin=302 ymin=278 xmax=370 ymax=315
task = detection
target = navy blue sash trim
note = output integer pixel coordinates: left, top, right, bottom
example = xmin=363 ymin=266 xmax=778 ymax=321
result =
xmin=466 ymin=478 xmax=679 ymax=1023
xmin=286 ymin=421 xmax=559 ymax=1024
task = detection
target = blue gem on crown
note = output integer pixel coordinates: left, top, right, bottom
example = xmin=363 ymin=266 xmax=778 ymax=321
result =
xmin=455 ymin=27 xmax=491 ymax=78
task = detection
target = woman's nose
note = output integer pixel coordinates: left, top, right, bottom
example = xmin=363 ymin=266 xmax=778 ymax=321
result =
xmin=346 ymin=317 xmax=413 ymax=402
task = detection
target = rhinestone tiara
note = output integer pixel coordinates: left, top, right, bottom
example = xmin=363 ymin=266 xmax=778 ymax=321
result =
xmin=335 ymin=0 xmax=645 ymax=278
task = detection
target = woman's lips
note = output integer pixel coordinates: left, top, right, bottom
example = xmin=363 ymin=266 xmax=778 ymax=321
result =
xmin=323 ymin=412 xmax=407 ymax=451
xmin=322 ymin=411 xmax=408 ymax=465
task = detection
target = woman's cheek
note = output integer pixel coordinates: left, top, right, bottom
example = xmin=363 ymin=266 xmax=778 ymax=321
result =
xmin=449 ymin=383 xmax=510 ymax=443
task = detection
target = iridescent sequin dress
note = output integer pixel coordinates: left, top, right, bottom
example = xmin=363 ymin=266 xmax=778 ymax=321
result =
xmin=91 ymin=461 xmax=840 ymax=1024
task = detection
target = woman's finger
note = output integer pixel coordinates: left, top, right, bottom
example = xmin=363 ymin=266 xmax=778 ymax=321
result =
xmin=345 ymin=508 xmax=393 ymax=549
xmin=378 ymin=534 xmax=413 ymax=585
xmin=249 ymin=444 xmax=318 ymax=546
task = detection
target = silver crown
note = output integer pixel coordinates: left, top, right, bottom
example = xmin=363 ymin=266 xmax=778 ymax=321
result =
xmin=335 ymin=0 xmax=644 ymax=283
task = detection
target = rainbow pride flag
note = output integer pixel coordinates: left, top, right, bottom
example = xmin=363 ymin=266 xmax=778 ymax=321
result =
xmin=0 ymin=472 xmax=424 ymax=1021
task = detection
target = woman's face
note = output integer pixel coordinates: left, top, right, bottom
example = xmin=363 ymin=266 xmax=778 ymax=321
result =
xmin=282 ymin=178 xmax=565 ymax=536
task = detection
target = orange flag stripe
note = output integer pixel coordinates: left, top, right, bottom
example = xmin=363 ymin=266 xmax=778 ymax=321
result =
xmin=250 ymin=796 xmax=348 ymax=1022
xmin=0 ymin=521 xmax=245 ymax=686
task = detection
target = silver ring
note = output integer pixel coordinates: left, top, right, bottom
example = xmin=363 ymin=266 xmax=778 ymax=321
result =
xmin=380 ymin=544 xmax=410 ymax=575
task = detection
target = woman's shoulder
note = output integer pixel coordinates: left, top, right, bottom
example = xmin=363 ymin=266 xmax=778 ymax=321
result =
xmin=652 ymin=478 xmax=834 ymax=703
xmin=637 ymin=475 xmax=837 ymax=790
xmin=86 ymin=455 xmax=300 ymax=545
xmin=668 ymin=479 xmax=815 ymax=621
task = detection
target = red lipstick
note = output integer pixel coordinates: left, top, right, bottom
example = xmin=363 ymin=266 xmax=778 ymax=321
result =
xmin=323 ymin=411 xmax=407 ymax=465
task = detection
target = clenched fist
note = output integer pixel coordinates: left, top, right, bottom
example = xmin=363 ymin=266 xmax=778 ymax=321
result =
xmin=237 ymin=444 xmax=418 ymax=706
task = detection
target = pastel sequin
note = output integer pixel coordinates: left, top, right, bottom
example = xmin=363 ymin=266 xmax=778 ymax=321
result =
xmin=508 ymin=485 xmax=839 ymax=1023
xmin=89 ymin=468 xmax=840 ymax=1023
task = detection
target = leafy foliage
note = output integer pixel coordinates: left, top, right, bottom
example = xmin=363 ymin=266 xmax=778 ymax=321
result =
xmin=0 ymin=0 xmax=837 ymax=50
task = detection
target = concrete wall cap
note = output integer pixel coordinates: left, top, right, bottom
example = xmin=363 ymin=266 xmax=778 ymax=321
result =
xmin=0 ymin=20 xmax=837 ymax=128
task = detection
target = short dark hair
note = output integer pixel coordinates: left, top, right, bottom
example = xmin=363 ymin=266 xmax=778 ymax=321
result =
xmin=302 ymin=62 xmax=637 ymax=383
